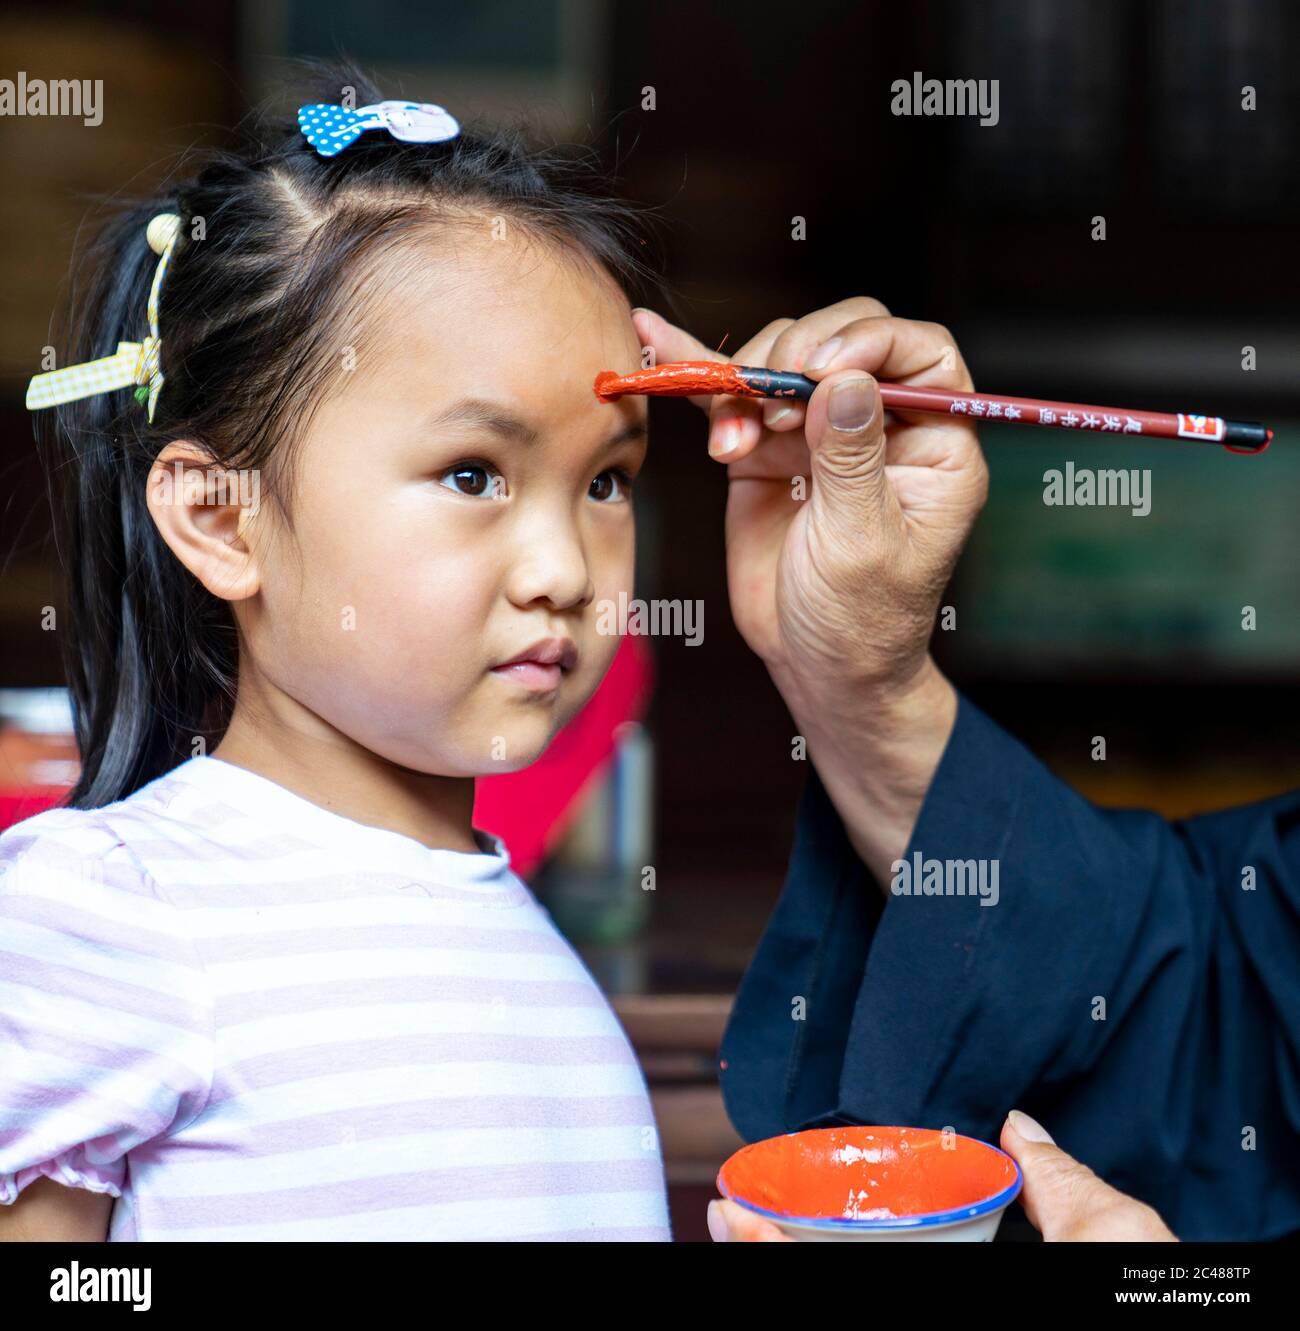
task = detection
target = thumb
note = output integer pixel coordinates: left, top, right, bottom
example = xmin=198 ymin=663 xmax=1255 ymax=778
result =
xmin=1002 ymin=1110 xmax=1125 ymax=1241
xmin=707 ymin=1198 xmax=794 ymax=1242
xmin=804 ymin=369 xmax=892 ymax=534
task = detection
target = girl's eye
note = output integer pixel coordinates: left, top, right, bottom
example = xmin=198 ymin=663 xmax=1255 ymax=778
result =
xmin=590 ymin=468 xmax=633 ymax=503
xmin=439 ymin=462 xmax=503 ymax=499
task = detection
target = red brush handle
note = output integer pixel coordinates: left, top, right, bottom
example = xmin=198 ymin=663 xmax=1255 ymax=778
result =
xmin=593 ymin=362 xmax=1272 ymax=452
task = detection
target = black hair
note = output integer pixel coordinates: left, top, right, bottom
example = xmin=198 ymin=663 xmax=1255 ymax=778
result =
xmin=33 ymin=57 xmax=670 ymax=809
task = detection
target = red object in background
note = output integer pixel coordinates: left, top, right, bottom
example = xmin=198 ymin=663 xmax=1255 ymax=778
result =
xmin=474 ymin=633 xmax=655 ymax=879
xmin=0 ymin=787 xmax=68 ymax=830
xmin=0 ymin=638 xmax=657 ymax=874
xmin=0 ymin=704 xmax=80 ymax=830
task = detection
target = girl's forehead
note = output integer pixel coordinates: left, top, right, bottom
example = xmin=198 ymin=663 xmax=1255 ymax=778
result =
xmin=333 ymin=250 xmax=642 ymax=427
xmin=367 ymin=253 xmax=639 ymax=380
xmin=375 ymin=228 xmax=630 ymax=336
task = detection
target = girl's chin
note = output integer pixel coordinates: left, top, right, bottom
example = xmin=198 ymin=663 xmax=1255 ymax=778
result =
xmin=472 ymin=716 xmax=574 ymax=772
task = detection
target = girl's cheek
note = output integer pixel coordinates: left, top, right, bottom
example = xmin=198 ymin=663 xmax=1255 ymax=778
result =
xmin=594 ymin=528 xmax=637 ymax=587
xmin=583 ymin=615 xmax=625 ymax=690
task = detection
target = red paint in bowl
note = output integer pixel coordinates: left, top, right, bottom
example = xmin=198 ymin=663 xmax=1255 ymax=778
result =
xmin=717 ymin=1126 xmax=1021 ymax=1232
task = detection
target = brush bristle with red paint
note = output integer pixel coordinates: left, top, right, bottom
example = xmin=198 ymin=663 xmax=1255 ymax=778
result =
xmin=594 ymin=361 xmax=1273 ymax=452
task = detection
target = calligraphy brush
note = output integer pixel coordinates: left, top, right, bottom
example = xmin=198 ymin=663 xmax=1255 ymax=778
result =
xmin=593 ymin=362 xmax=1273 ymax=453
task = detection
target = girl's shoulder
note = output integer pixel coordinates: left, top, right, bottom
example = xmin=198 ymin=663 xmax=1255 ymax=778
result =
xmin=0 ymin=802 xmax=131 ymax=878
xmin=0 ymin=754 xmax=210 ymax=854
xmin=0 ymin=789 xmax=208 ymax=1011
xmin=0 ymin=779 xmax=186 ymax=912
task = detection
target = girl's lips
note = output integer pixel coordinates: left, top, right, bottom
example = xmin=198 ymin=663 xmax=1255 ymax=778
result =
xmin=490 ymin=661 xmax=563 ymax=691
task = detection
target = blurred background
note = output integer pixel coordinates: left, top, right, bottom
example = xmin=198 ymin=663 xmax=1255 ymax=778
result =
xmin=2 ymin=0 xmax=1298 ymax=1240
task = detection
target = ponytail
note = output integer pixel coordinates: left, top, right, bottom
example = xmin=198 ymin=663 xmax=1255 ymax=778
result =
xmin=35 ymin=200 xmax=235 ymax=808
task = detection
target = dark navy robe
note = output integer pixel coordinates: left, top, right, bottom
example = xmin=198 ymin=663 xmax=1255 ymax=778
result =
xmin=718 ymin=693 xmax=1300 ymax=1240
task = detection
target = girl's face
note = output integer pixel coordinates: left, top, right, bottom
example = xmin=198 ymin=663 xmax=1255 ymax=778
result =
xmin=243 ymin=228 xmax=649 ymax=777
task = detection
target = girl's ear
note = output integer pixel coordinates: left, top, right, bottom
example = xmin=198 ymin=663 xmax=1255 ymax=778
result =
xmin=145 ymin=441 xmax=262 ymax=602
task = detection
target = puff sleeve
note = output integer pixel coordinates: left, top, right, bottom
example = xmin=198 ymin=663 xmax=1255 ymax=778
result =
xmin=0 ymin=809 xmax=213 ymax=1205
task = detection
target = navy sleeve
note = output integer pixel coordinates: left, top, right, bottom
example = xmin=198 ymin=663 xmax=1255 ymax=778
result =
xmin=718 ymin=691 xmax=1300 ymax=1240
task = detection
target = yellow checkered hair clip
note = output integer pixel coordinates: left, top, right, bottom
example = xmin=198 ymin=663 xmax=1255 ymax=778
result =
xmin=25 ymin=212 xmax=181 ymax=424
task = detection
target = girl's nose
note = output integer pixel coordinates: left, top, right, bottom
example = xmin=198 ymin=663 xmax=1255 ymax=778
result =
xmin=502 ymin=525 xmax=594 ymax=612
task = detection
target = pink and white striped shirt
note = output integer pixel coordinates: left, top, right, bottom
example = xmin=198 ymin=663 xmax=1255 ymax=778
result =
xmin=0 ymin=755 xmax=670 ymax=1240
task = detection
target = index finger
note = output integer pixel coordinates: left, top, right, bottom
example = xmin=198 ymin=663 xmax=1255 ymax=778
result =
xmin=801 ymin=316 xmax=975 ymax=393
xmin=752 ymin=297 xmax=892 ymax=431
xmin=758 ymin=295 xmax=893 ymax=375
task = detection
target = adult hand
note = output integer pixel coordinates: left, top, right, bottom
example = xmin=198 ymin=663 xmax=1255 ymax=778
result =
xmin=1002 ymin=1110 xmax=1178 ymax=1242
xmin=631 ymin=301 xmax=989 ymax=882
xmin=630 ymin=300 xmax=987 ymax=697
xmin=705 ymin=1111 xmax=1178 ymax=1243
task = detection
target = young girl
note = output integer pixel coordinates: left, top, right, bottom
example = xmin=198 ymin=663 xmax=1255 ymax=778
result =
xmin=0 ymin=60 xmax=672 ymax=1242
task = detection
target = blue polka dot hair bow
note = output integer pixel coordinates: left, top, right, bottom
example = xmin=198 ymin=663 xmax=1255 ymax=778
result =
xmin=297 ymin=100 xmax=461 ymax=157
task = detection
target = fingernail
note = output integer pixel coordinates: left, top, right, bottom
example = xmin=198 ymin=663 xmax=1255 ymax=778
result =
xmin=1008 ymin=1109 xmax=1055 ymax=1144
xmin=764 ymin=404 xmax=796 ymax=429
xmin=803 ymin=336 xmax=843 ymax=373
xmin=828 ymin=377 xmax=875 ymax=431
xmin=707 ymin=1200 xmax=729 ymax=1242
xmin=710 ymin=419 xmax=741 ymax=457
